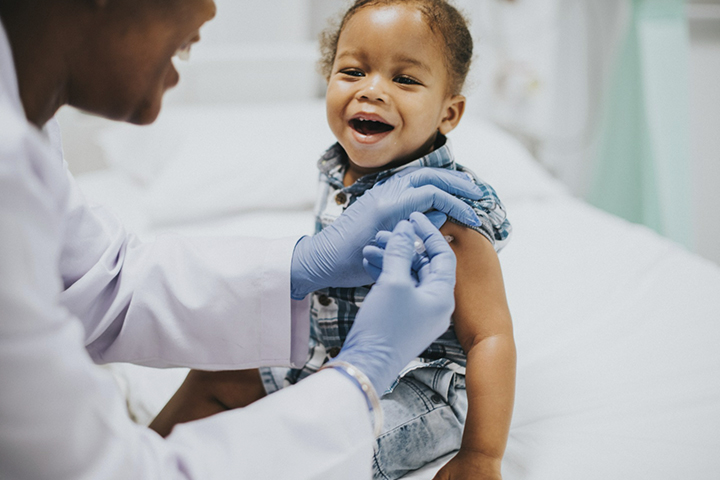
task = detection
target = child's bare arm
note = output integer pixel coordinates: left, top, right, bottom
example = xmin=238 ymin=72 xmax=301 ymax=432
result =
xmin=434 ymin=221 xmax=516 ymax=479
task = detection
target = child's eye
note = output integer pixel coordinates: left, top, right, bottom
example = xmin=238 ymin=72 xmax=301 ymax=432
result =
xmin=394 ymin=76 xmax=421 ymax=86
xmin=340 ymin=69 xmax=365 ymax=77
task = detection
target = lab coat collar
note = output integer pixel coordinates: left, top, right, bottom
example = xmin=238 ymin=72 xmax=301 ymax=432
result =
xmin=0 ymin=18 xmax=24 ymax=115
xmin=0 ymin=18 xmax=62 ymax=152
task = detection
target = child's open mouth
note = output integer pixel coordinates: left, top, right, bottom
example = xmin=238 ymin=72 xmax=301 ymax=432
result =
xmin=349 ymin=118 xmax=394 ymax=136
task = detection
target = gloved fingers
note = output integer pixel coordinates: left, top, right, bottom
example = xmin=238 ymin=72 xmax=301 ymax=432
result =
xmin=362 ymin=257 xmax=383 ymax=281
xmin=413 ymin=253 xmax=431 ymax=283
xmin=363 ymin=244 xmax=385 ymax=266
xmin=424 ymin=210 xmax=448 ymax=229
xmin=393 ymin=165 xmax=468 ymax=183
xmin=409 ymin=212 xmax=456 ymax=287
xmin=410 ymin=212 xmax=455 ymax=265
xmin=366 ymin=232 xmax=390 ymax=275
xmin=402 ymin=185 xmax=480 ymax=228
xmin=366 ymin=235 xmax=428 ymax=283
xmin=377 ymin=220 xmax=419 ymax=283
xmin=373 ymin=230 xmax=392 ymax=248
xmin=398 ymin=167 xmax=483 ymax=200
xmin=362 ymin=245 xmax=384 ymax=281
xmin=388 ymin=165 xmax=421 ymax=179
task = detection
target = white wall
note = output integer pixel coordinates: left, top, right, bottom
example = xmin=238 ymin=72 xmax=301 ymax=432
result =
xmin=203 ymin=0 xmax=311 ymax=44
xmin=158 ymin=0 xmax=323 ymax=106
xmin=58 ymin=1 xmax=720 ymax=265
xmin=59 ymin=0 xmax=326 ymax=174
xmin=453 ymin=0 xmax=720 ymax=264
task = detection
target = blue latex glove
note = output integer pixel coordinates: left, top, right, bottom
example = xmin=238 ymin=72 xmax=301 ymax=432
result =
xmin=362 ymin=231 xmax=392 ymax=282
xmin=334 ymin=212 xmax=457 ymax=394
xmin=291 ymin=167 xmax=481 ymax=300
xmin=362 ymin=229 xmax=430 ymax=283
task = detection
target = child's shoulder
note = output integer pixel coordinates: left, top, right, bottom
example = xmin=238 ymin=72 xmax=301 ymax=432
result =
xmin=445 ymin=162 xmax=512 ymax=252
xmin=449 ymin=162 xmax=501 ymax=203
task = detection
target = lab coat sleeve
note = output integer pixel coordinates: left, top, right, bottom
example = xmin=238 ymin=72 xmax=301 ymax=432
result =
xmin=1 ymin=281 xmax=373 ymax=479
xmin=1 ymin=112 xmax=372 ymax=479
xmin=167 ymin=369 xmax=375 ymax=479
xmin=54 ymin=153 xmax=307 ymax=370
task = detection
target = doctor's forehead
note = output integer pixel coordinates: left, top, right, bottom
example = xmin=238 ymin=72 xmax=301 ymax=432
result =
xmin=159 ymin=0 xmax=215 ymax=18
xmin=118 ymin=0 xmax=216 ymax=22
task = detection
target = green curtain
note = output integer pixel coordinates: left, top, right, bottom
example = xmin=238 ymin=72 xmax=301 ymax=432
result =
xmin=589 ymin=0 xmax=693 ymax=249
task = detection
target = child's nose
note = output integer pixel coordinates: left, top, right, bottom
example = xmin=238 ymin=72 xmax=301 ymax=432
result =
xmin=357 ymin=75 xmax=389 ymax=103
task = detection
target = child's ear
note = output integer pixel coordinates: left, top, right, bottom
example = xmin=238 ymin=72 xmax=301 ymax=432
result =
xmin=438 ymin=95 xmax=466 ymax=135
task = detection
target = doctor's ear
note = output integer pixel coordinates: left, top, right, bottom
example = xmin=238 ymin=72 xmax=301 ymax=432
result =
xmin=438 ymin=95 xmax=466 ymax=135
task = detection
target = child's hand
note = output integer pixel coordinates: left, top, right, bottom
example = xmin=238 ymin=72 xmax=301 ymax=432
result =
xmin=432 ymin=449 xmax=503 ymax=480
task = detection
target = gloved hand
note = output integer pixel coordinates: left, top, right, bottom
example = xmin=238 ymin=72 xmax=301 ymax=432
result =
xmin=334 ymin=212 xmax=457 ymax=394
xmin=290 ymin=167 xmax=480 ymax=299
xmin=362 ymin=229 xmax=429 ymax=283
xmin=362 ymin=230 xmax=391 ymax=282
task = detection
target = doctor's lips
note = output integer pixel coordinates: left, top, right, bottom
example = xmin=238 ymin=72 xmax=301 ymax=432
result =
xmin=349 ymin=114 xmax=394 ymax=136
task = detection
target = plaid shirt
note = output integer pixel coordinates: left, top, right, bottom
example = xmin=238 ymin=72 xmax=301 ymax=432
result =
xmin=285 ymin=136 xmax=511 ymax=385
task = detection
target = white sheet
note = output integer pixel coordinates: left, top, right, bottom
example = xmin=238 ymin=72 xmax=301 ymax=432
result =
xmin=74 ymin=102 xmax=720 ymax=479
xmin=499 ymin=200 xmax=720 ymax=479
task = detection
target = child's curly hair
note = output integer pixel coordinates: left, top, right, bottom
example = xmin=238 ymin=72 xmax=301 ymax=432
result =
xmin=319 ymin=0 xmax=473 ymax=96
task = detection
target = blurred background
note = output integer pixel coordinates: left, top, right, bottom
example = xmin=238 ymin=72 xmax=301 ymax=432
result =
xmin=57 ymin=0 xmax=720 ymax=264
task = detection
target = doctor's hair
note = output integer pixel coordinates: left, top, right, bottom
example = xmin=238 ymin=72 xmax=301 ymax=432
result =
xmin=318 ymin=0 xmax=473 ymax=96
xmin=0 ymin=0 xmax=193 ymax=17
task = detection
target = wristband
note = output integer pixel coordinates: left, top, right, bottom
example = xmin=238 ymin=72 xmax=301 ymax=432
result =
xmin=320 ymin=360 xmax=384 ymax=438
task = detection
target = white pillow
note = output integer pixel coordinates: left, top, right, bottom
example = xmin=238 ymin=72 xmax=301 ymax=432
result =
xmin=450 ymin=117 xmax=568 ymax=204
xmin=97 ymin=101 xmax=564 ymax=227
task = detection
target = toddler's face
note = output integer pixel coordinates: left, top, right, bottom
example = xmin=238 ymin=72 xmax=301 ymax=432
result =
xmin=326 ymin=4 xmax=464 ymax=178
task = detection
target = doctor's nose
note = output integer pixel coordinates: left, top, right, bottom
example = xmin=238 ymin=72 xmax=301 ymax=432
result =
xmin=356 ymin=75 xmax=388 ymax=103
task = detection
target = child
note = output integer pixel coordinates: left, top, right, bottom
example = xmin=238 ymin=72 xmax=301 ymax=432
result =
xmin=151 ymin=1 xmax=516 ymax=478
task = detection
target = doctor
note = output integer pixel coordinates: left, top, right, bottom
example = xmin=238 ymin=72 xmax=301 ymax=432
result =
xmin=0 ymin=0 xmax=487 ymax=478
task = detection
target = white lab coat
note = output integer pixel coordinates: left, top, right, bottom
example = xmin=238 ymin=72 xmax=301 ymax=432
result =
xmin=0 ymin=23 xmax=374 ymax=479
